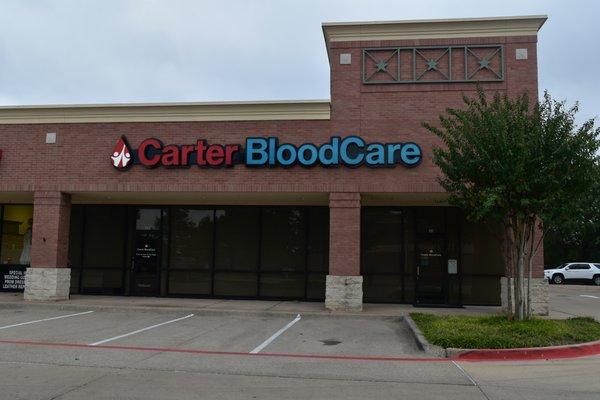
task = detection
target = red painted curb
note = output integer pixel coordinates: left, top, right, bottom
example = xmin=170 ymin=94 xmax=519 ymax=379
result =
xmin=449 ymin=339 xmax=600 ymax=361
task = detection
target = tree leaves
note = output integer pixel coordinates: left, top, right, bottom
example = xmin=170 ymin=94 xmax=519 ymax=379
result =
xmin=423 ymin=88 xmax=599 ymax=230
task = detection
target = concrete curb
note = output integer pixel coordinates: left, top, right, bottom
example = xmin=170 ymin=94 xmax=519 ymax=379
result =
xmin=0 ymin=300 xmax=402 ymax=321
xmin=402 ymin=315 xmax=446 ymax=357
xmin=402 ymin=314 xmax=600 ymax=361
xmin=447 ymin=339 xmax=600 ymax=361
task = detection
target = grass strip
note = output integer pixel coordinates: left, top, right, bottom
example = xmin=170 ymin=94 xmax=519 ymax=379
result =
xmin=410 ymin=313 xmax=600 ymax=349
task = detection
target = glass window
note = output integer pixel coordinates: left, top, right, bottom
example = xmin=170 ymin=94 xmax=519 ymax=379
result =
xmin=307 ymin=207 xmax=328 ymax=273
xmin=363 ymin=275 xmax=403 ymax=302
xmin=306 ymin=273 xmax=326 ymax=300
xmin=170 ymin=208 xmax=213 ymax=270
xmin=68 ymin=205 xmax=84 ymax=268
xmin=260 ymin=273 xmax=305 ymax=298
xmin=461 ymin=276 xmax=501 ymax=306
xmin=81 ymin=269 xmax=123 ymax=292
xmin=68 ymin=205 xmax=84 ymax=294
xmin=168 ymin=270 xmax=211 ymax=295
xmin=569 ymin=264 xmax=590 ymax=270
xmin=260 ymin=207 xmax=306 ymax=272
xmin=136 ymin=209 xmax=161 ymax=231
xmin=362 ymin=208 xmax=403 ymax=274
xmin=416 ymin=207 xmax=445 ymax=235
xmin=83 ymin=206 xmax=127 ymax=269
xmin=460 ymin=219 xmax=503 ymax=275
xmin=215 ymin=208 xmax=259 ymax=271
xmin=213 ymin=272 xmax=257 ymax=297
xmin=1 ymin=205 xmax=34 ymax=265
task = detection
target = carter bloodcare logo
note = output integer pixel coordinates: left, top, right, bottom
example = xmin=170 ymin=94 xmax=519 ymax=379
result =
xmin=111 ymin=137 xmax=132 ymax=169
xmin=111 ymin=135 xmax=422 ymax=170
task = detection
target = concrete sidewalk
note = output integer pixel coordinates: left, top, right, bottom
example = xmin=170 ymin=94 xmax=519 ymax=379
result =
xmin=0 ymin=292 xmax=501 ymax=318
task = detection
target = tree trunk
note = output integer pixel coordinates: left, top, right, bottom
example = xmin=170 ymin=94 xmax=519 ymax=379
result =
xmin=502 ymin=222 xmax=515 ymax=319
xmin=514 ymin=222 xmax=528 ymax=321
xmin=526 ymin=223 xmax=535 ymax=319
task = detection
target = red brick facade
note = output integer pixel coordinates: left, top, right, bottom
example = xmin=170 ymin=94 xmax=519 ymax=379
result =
xmin=0 ymin=16 xmax=547 ymax=303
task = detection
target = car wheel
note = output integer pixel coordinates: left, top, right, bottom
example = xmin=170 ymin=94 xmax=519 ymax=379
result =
xmin=552 ymin=274 xmax=564 ymax=284
xmin=593 ymin=275 xmax=600 ymax=286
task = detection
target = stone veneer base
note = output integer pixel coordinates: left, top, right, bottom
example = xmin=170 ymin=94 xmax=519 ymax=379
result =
xmin=24 ymin=267 xmax=71 ymax=301
xmin=325 ymin=275 xmax=363 ymax=311
xmin=501 ymin=277 xmax=549 ymax=316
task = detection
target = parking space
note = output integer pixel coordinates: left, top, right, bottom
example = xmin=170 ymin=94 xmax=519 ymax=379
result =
xmin=548 ymin=284 xmax=600 ymax=321
xmin=2 ymin=302 xmax=600 ymax=399
xmin=0 ymin=306 xmax=422 ymax=358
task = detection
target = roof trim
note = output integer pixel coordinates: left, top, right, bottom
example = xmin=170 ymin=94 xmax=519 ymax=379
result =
xmin=0 ymin=99 xmax=331 ymax=124
xmin=322 ymin=15 xmax=547 ymax=57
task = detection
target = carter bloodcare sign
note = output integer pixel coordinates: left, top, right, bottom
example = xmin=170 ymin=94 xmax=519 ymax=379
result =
xmin=110 ymin=135 xmax=422 ymax=170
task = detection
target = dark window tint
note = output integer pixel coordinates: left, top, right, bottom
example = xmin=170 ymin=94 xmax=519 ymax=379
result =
xmin=168 ymin=270 xmax=211 ymax=295
xmin=213 ymin=272 xmax=257 ymax=297
xmin=261 ymin=207 xmax=306 ymax=272
xmin=362 ymin=208 xmax=403 ymax=274
xmin=260 ymin=273 xmax=305 ymax=298
xmin=136 ymin=209 xmax=161 ymax=231
xmin=307 ymin=207 xmax=329 ymax=273
xmin=416 ymin=207 xmax=445 ymax=234
xmin=170 ymin=208 xmax=213 ymax=270
xmin=214 ymin=208 xmax=259 ymax=272
xmin=83 ymin=206 xmax=127 ymax=269
xmin=569 ymin=263 xmax=590 ymax=270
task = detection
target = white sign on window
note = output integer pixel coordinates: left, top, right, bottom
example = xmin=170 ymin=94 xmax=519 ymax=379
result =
xmin=448 ymin=259 xmax=458 ymax=275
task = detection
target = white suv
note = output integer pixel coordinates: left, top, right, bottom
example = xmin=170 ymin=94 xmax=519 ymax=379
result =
xmin=544 ymin=263 xmax=600 ymax=285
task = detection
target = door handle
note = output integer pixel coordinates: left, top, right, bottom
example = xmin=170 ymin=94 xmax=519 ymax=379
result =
xmin=131 ymin=257 xmax=135 ymax=272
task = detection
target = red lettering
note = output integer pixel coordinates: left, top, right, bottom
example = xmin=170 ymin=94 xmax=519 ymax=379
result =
xmin=224 ymin=144 xmax=239 ymax=165
xmin=196 ymin=140 xmax=207 ymax=166
xmin=162 ymin=145 xmax=180 ymax=166
xmin=138 ymin=138 xmax=162 ymax=167
xmin=206 ymin=145 xmax=225 ymax=166
xmin=180 ymin=145 xmax=195 ymax=166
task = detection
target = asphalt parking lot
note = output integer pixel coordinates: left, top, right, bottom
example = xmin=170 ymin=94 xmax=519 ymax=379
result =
xmin=548 ymin=283 xmax=600 ymax=321
xmin=0 ymin=284 xmax=598 ymax=400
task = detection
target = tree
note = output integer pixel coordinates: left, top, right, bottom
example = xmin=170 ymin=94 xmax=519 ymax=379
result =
xmin=544 ymin=166 xmax=600 ymax=266
xmin=423 ymin=89 xmax=600 ymax=320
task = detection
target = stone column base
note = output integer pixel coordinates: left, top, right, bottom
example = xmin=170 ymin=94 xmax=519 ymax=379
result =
xmin=24 ymin=268 xmax=71 ymax=301
xmin=500 ymin=277 xmax=549 ymax=316
xmin=325 ymin=275 xmax=363 ymax=311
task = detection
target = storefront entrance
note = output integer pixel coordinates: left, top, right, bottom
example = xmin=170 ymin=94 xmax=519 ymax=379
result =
xmin=415 ymin=236 xmax=446 ymax=305
xmin=361 ymin=206 xmax=503 ymax=307
xmin=131 ymin=208 xmax=162 ymax=296
xmin=68 ymin=205 xmax=329 ymax=301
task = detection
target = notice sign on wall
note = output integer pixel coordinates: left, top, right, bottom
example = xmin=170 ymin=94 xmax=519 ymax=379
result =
xmin=1 ymin=265 xmax=26 ymax=292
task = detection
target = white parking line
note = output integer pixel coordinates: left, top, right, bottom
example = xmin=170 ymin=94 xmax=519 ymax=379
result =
xmin=250 ymin=314 xmax=301 ymax=354
xmin=580 ymin=295 xmax=599 ymax=299
xmin=89 ymin=314 xmax=194 ymax=346
xmin=0 ymin=311 xmax=95 ymax=330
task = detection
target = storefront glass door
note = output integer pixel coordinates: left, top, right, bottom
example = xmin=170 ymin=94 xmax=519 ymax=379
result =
xmin=415 ymin=236 xmax=446 ymax=305
xmin=131 ymin=208 xmax=162 ymax=296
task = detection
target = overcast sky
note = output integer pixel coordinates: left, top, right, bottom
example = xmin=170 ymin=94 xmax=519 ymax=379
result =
xmin=0 ymin=0 xmax=598 ymax=123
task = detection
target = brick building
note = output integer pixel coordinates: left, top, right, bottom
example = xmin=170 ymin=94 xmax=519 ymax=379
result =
xmin=0 ymin=15 xmax=548 ymax=313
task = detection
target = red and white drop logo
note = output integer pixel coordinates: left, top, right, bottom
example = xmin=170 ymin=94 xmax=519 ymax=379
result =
xmin=111 ymin=137 xmax=132 ymax=169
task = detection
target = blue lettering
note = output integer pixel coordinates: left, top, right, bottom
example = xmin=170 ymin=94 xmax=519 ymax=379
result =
xmin=400 ymin=142 xmax=422 ymax=166
xmin=276 ymin=143 xmax=297 ymax=166
xmin=318 ymin=137 xmax=339 ymax=165
xmin=245 ymin=138 xmax=268 ymax=165
xmin=298 ymin=143 xmax=318 ymax=166
xmin=365 ymin=143 xmax=385 ymax=166
xmin=340 ymin=136 xmax=365 ymax=166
